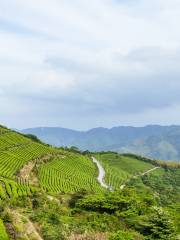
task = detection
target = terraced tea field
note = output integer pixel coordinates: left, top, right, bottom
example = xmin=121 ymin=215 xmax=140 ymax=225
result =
xmin=0 ymin=126 xmax=57 ymax=200
xmin=39 ymin=153 xmax=103 ymax=193
xmin=0 ymin=126 xmax=102 ymax=195
xmin=0 ymin=127 xmax=55 ymax=178
xmin=0 ymin=177 xmax=35 ymax=199
xmin=94 ymin=153 xmax=155 ymax=189
xmin=0 ymin=125 xmax=157 ymax=195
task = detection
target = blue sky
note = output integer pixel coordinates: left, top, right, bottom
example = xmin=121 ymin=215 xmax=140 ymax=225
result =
xmin=0 ymin=0 xmax=180 ymax=129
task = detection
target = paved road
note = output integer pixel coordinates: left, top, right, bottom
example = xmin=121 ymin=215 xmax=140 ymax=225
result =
xmin=92 ymin=157 xmax=160 ymax=191
xmin=91 ymin=157 xmax=109 ymax=189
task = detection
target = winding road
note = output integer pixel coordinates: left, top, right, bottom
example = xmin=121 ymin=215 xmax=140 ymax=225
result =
xmin=92 ymin=156 xmax=160 ymax=191
xmin=91 ymin=157 xmax=110 ymax=189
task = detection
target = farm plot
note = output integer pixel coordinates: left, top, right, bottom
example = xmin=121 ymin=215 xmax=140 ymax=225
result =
xmin=0 ymin=127 xmax=56 ymax=178
xmin=0 ymin=177 xmax=35 ymax=200
xmin=94 ymin=153 xmax=155 ymax=190
xmin=39 ymin=154 xmax=103 ymax=193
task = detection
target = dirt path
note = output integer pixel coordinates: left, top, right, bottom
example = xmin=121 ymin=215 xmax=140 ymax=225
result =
xmin=18 ymin=153 xmax=64 ymax=185
xmin=120 ymin=166 xmax=160 ymax=190
xmin=69 ymin=232 xmax=107 ymax=240
xmin=10 ymin=209 xmax=43 ymax=240
xmin=18 ymin=160 xmax=36 ymax=180
xmin=47 ymin=195 xmax=61 ymax=204
xmin=139 ymin=167 xmax=160 ymax=176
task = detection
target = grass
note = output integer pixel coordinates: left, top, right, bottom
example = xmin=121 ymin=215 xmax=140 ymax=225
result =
xmin=0 ymin=126 xmax=179 ymax=239
xmin=39 ymin=153 xmax=103 ymax=193
xmin=95 ymin=152 xmax=155 ymax=189
xmin=0 ymin=126 xmax=102 ymax=195
xmin=0 ymin=219 xmax=9 ymax=240
xmin=0 ymin=127 xmax=55 ymax=178
xmin=0 ymin=125 xmax=165 ymax=195
xmin=0 ymin=177 xmax=36 ymax=199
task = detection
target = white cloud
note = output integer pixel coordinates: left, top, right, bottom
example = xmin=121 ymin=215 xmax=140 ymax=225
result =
xmin=0 ymin=0 xmax=180 ymax=128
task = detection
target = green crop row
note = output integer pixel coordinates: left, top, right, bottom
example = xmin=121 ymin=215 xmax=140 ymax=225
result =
xmin=0 ymin=127 xmax=104 ymax=195
xmin=0 ymin=134 xmax=55 ymax=178
xmin=0 ymin=126 xmax=9 ymax=136
xmin=39 ymin=154 xmax=103 ymax=193
xmin=0 ymin=177 xmax=36 ymax=200
xmin=94 ymin=153 xmax=155 ymax=190
xmin=0 ymin=132 xmax=31 ymax=151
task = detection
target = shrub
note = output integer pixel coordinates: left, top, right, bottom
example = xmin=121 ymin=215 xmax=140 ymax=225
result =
xmin=108 ymin=230 xmax=137 ymax=240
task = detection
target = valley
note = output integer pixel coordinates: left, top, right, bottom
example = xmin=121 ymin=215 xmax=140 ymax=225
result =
xmin=2 ymin=0 xmax=180 ymax=239
xmin=21 ymin=125 xmax=180 ymax=161
xmin=0 ymin=124 xmax=179 ymax=239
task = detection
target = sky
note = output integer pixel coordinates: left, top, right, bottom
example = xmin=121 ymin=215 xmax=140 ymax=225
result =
xmin=0 ymin=0 xmax=180 ymax=130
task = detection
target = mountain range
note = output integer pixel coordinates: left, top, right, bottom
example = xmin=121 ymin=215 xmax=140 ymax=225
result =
xmin=21 ymin=125 xmax=180 ymax=161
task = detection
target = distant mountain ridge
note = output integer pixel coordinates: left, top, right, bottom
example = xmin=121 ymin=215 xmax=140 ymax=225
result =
xmin=21 ymin=125 xmax=180 ymax=161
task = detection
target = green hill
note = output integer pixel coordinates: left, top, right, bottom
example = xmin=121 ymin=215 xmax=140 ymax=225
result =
xmin=94 ymin=152 xmax=156 ymax=189
xmin=0 ymin=125 xmax=54 ymax=178
xmin=0 ymin=125 xmax=179 ymax=240
xmin=22 ymin=125 xmax=180 ymax=161
xmin=39 ymin=152 xmax=102 ymax=193
xmin=0 ymin=125 xmax=102 ymax=194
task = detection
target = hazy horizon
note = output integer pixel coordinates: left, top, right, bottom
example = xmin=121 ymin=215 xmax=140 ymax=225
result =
xmin=18 ymin=123 xmax=180 ymax=132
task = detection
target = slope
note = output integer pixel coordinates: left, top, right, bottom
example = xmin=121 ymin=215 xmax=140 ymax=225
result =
xmin=0 ymin=125 xmax=179 ymax=239
xmin=0 ymin=125 xmax=102 ymax=195
xmin=94 ymin=152 xmax=157 ymax=190
xmin=21 ymin=125 xmax=180 ymax=161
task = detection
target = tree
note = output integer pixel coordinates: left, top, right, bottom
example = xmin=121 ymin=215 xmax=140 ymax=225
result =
xmin=139 ymin=208 xmax=176 ymax=240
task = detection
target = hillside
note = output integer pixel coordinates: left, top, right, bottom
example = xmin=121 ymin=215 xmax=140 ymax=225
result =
xmin=94 ymin=152 xmax=180 ymax=205
xmin=94 ymin=152 xmax=155 ymax=190
xmin=0 ymin=125 xmax=102 ymax=194
xmin=21 ymin=125 xmax=180 ymax=161
xmin=0 ymin=124 xmax=179 ymax=239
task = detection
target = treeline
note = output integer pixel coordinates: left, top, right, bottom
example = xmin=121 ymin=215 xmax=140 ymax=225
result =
xmin=121 ymin=153 xmax=180 ymax=169
xmin=95 ymin=151 xmax=180 ymax=170
xmin=47 ymin=146 xmax=180 ymax=170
